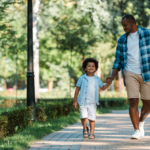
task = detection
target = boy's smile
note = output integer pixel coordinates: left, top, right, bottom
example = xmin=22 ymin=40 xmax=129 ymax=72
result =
xmin=84 ymin=62 xmax=96 ymax=74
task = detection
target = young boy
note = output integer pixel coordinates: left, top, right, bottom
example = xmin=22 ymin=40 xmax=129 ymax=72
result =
xmin=73 ymin=58 xmax=112 ymax=139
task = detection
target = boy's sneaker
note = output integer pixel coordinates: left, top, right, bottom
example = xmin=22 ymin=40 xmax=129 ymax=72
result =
xmin=131 ymin=129 xmax=142 ymax=139
xmin=139 ymin=121 xmax=145 ymax=137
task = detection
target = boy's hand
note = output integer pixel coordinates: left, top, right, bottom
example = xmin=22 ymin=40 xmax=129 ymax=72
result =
xmin=73 ymin=101 xmax=78 ymax=109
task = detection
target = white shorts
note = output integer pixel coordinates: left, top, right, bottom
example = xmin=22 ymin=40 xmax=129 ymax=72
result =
xmin=80 ymin=103 xmax=97 ymax=121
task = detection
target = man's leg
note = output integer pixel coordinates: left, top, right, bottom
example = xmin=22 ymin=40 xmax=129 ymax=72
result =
xmin=138 ymin=100 xmax=150 ymax=137
xmin=139 ymin=100 xmax=150 ymax=122
xmin=129 ymin=98 xmax=142 ymax=139
xmin=129 ymin=98 xmax=139 ymax=130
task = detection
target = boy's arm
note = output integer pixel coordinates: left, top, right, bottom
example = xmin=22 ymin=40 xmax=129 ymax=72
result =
xmin=73 ymin=86 xmax=80 ymax=109
xmin=100 ymin=82 xmax=111 ymax=91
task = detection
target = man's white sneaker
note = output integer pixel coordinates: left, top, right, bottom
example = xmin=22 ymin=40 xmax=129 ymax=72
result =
xmin=131 ymin=130 xmax=142 ymax=139
xmin=139 ymin=121 xmax=145 ymax=137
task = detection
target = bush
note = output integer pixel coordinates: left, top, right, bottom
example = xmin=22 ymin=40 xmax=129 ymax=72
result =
xmin=0 ymin=116 xmax=8 ymax=140
xmin=38 ymin=100 xmax=78 ymax=120
xmin=35 ymin=106 xmax=47 ymax=122
xmin=98 ymin=98 xmax=128 ymax=108
xmin=0 ymin=100 xmax=77 ymax=139
xmin=0 ymin=106 xmax=33 ymax=138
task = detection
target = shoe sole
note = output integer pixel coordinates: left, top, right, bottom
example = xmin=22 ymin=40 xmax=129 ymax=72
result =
xmin=83 ymin=135 xmax=88 ymax=138
xmin=131 ymin=136 xmax=142 ymax=139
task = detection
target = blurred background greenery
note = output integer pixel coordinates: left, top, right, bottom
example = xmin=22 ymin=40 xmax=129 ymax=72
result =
xmin=0 ymin=0 xmax=150 ymax=104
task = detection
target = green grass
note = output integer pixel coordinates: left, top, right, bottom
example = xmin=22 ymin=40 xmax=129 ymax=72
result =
xmin=0 ymin=90 xmax=127 ymax=100
xmin=97 ymin=104 xmax=129 ymax=114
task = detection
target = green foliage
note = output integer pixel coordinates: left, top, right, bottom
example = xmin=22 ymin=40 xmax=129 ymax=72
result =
xmin=35 ymin=106 xmax=47 ymax=122
xmin=1 ymin=0 xmax=150 ymax=90
xmin=102 ymin=0 xmax=150 ymax=47
xmin=0 ymin=100 xmax=77 ymax=138
xmin=0 ymin=106 xmax=33 ymax=137
xmin=99 ymin=97 xmax=128 ymax=108
xmin=0 ymin=116 xmax=8 ymax=139
xmin=0 ymin=0 xmax=27 ymax=88
xmin=37 ymin=100 xmax=78 ymax=119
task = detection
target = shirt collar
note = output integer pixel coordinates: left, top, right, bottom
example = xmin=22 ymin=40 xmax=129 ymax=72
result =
xmin=125 ymin=25 xmax=141 ymax=40
xmin=137 ymin=25 xmax=142 ymax=34
xmin=83 ymin=73 xmax=96 ymax=80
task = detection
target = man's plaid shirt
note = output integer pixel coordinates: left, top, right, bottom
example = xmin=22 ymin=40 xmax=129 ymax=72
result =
xmin=113 ymin=26 xmax=150 ymax=83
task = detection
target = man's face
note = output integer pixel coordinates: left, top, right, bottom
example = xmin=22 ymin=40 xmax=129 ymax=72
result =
xmin=121 ymin=18 xmax=132 ymax=34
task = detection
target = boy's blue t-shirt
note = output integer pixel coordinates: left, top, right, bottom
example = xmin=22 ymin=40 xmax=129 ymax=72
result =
xmin=76 ymin=74 xmax=104 ymax=106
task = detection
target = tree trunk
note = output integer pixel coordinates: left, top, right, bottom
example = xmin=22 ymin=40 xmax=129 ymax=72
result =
xmin=4 ymin=81 xmax=7 ymax=90
xmin=18 ymin=79 xmax=22 ymax=89
xmin=81 ymin=52 xmax=85 ymax=74
xmin=95 ymin=60 xmax=101 ymax=97
xmin=33 ymin=0 xmax=41 ymax=102
xmin=47 ymin=78 xmax=54 ymax=92
xmin=95 ymin=60 xmax=101 ymax=78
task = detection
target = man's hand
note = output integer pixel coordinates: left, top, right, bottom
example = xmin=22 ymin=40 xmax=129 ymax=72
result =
xmin=107 ymin=78 xmax=112 ymax=84
xmin=106 ymin=76 xmax=114 ymax=83
xmin=73 ymin=101 xmax=78 ymax=109
xmin=106 ymin=69 xmax=119 ymax=83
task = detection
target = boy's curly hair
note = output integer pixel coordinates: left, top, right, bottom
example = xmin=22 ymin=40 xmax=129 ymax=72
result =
xmin=82 ymin=58 xmax=98 ymax=72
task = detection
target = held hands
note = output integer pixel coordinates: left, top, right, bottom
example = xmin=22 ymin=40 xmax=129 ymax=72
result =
xmin=106 ymin=76 xmax=113 ymax=84
xmin=73 ymin=101 xmax=78 ymax=109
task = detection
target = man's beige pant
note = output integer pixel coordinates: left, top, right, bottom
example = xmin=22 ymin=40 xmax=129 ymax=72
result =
xmin=124 ymin=71 xmax=150 ymax=100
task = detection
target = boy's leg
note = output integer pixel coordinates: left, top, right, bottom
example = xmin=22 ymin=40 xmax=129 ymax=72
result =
xmin=89 ymin=119 xmax=95 ymax=136
xmin=80 ymin=105 xmax=88 ymax=137
xmin=81 ymin=118 xmax=87 ymax=131
xmin=87 ymin=104 xmax=96 ymax=138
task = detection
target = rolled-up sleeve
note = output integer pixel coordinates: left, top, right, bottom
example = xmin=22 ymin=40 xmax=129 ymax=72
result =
xmin=76 ymin=77 xmax=82 ymax=87
xmin=99 ymin=78 xmax=104 ymax=88
xmin=112 ymin=40 xmax=121 ymax=71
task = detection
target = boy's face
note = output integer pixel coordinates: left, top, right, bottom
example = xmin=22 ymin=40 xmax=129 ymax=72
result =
xmin=84 ymin=62 xmax=97 ymax=73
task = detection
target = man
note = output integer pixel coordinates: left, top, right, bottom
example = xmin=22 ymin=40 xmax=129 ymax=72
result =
xmin=106 ymin=14 xmax=150 ymax=139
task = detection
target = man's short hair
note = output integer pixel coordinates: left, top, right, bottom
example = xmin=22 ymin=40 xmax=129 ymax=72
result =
xmin=82 ymin=58 xmax=98 ymax=72
xmin=122 ymin=15 xmax=136 ymax=23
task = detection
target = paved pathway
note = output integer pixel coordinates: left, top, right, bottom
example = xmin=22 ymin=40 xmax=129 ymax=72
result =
xmin=28 ymin=110 xmax=150 ymax=150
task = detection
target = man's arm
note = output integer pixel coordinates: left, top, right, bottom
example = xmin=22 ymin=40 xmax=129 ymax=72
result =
xmin=106 ymin=69 xmax=119 ymax=83
xmin=106 ymin=38 xmax=121 ymax=83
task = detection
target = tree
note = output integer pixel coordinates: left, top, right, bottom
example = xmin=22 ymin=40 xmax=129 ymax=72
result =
xmin=0 ymin=0 xmax=26 ymax=89
xmin=33 ymin=0 xmax=41 ymax=102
